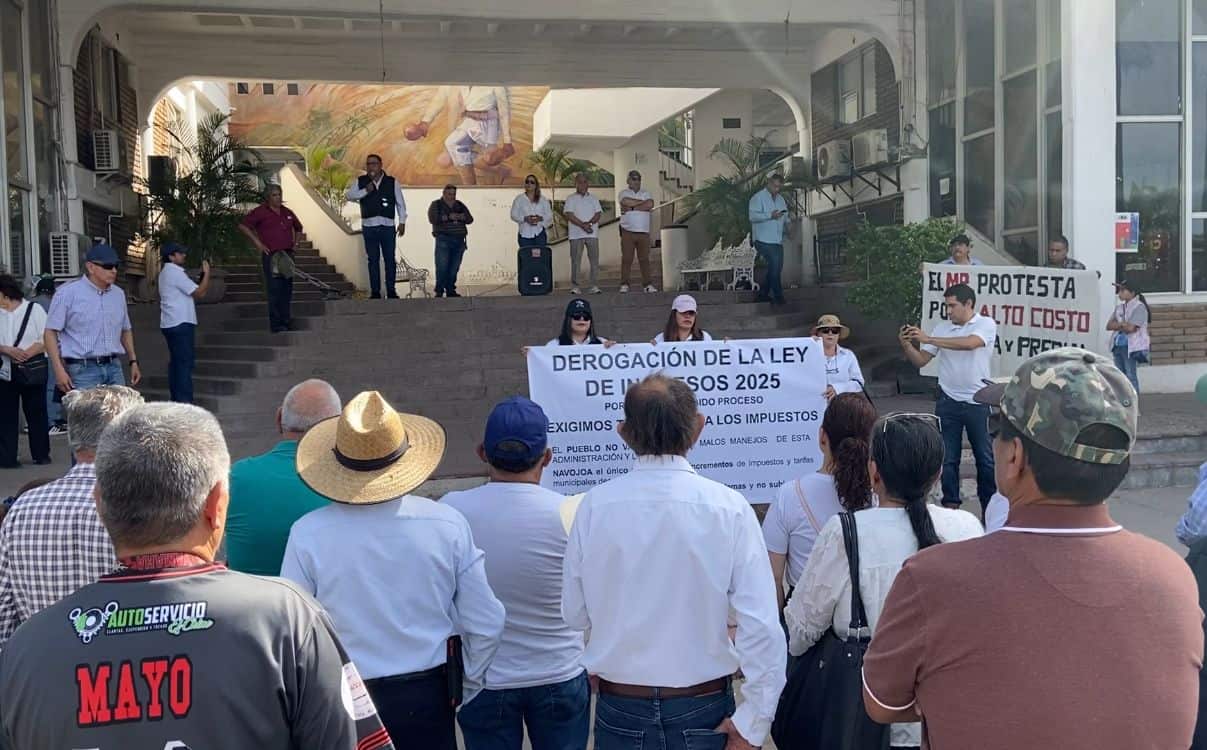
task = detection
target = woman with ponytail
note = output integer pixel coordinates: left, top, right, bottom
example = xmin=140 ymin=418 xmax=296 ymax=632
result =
xmin=763 ymin=393 xmax=876 ymax=611
xmin=784 ymin=413 xmax=982 ymax=749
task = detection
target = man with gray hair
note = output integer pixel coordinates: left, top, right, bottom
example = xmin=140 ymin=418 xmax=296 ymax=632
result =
xmin=0 ymin=403 xmax=396 ymax=749
xmin=226 ymin=378 xmax=342 ymax=574
xmin=0 ymin=384 xmax=142 ymax=649
xmin=562 ymin=374 xmax=786 ymax=750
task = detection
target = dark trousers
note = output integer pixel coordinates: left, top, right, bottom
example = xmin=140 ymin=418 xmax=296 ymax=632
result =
xmin=594 ymin=684 xmax=734 ymax=750
xmin=518 ymin=229 xmax=548 ymax=249
xmin=936 ymin=392 xmax=996 ymax=513
xmin=754 ymin=240 xmax=785 ymax=303
xmin=0 ymin=378 xmax=49 ymax=466
xmin=435 ymin=234 xmax=467 ymax=295
xmin=458 ymin=671 xmax=590 ymax=750
xmin=261 ymin=251 xmax=294 ymax=332
xmin=363 ymin=225 xmax=398 ymax=297
xmin=365 ymin=668 xmax=455 ymax=750
xmin=161 ymin=323 xmax=196 ymax=404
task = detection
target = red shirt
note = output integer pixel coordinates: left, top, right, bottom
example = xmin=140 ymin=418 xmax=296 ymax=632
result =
xmin=241 ymin=204 xmax=302 ymax=252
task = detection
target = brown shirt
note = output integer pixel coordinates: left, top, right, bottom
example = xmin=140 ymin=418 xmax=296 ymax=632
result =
xmin=863 ymin=503 xmax=1202 ymax=750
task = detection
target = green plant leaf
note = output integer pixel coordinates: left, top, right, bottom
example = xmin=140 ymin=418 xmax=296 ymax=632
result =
xmin=843 ymin=217 xmax=965 ymax=324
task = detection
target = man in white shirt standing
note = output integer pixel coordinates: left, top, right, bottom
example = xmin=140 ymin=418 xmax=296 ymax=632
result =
xmin=562 ymin=374 xmax=786 ymax=750
xmin=158 ymin=243 xmax=210 ymax=404
xmin=900 ymin=283 xmax=998 ymax=514
xmin=562 ymin=173 xmax=603 ymax=295
xmin=443 ymin=397 xmax=588 ymax=750
xmin=345 ymin=154 xmax=408 ymax=300
xmin=617 ymin=170 xmax=657 ymax=293
xmin=281 ymin=391 xmax=505 ymax=750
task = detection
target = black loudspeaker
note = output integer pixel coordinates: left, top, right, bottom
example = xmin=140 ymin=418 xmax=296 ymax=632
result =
xmin=517 ymin=246 xmax=553 ymax=296
xmin=147 ymin=156 xmax=176 ymax=196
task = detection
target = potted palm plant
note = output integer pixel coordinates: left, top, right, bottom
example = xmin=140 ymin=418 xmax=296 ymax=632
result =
xmin=142 ymin=112 xmax=267 ymax=303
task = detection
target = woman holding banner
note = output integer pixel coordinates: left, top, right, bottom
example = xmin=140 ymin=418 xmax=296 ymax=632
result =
xmin=652 ymin=294 xmax=713 ymax=343
xmin=812 ymin=315 xmax=865 ymax=401
xmin=762 ymin=393 xmax=877 ymax=613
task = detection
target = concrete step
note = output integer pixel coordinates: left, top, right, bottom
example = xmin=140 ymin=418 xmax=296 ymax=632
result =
xmin=220 ymin=316 xmax=318 ymax=333
xmin=1120 ymin=452 xmax=1204 ymax=490
xmin=137 ymin=388 xmax=223 ymax=413
xmin=194 ymin=344 xmax=281 ymax=362
xmin=143 ymin=374 xmax=243 ymax=396
xmin=223 ymin=290 xmax=328 ymax=303
xmin=201 ymin=331 xmax=302 ymax=347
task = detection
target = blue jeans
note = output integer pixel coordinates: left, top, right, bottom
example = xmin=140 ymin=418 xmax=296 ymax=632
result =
xmin=161 ymin=323 xmax=196 ymax=403
xmin=65 ymin=359 xmax=125 ymax=390
xmin=435 ymin=234 xmax=467 ymax=295
xmin=936 ymin=392 xmax=996 ymax=513
xmin=754 ymin=241 xmax=784 ymax=302
xmin=46 ymin=368 xmax=62 ymax=426
xmin=261 ymin=252 xmax=293 ymax=332
xmin=518 ymin=229 xmax=548 ymax=249
xmin=1113 ymin=344 xmax=1142 ymax=393
xmin=593 ymin=685 xmax=735 ymax=750
xmin=458 ymin=671 xmax=590 ymax=750
xmin=363 ymin=225 xmax=398 ymax=297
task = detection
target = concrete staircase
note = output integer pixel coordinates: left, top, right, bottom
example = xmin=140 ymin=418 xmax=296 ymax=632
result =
xmin=216 ymin=234 xmax=355 ymax=303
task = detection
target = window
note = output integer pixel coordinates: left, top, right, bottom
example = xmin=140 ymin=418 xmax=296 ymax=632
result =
xmin=2 ymin=0 xmax=29 ymax=185
xmin=7 ymin=188 xmax=28 ymax=276
xmin=92 ymin=40 xmax=120 ymax=124
xmin=929 ymin=103 xmax=957 ymax=217
xmin=1003 ymin=0 xmax=1037 ymax=75
xmin=1117 ymin=0 xmax=1182 ymax=116
xmin=1003 ymin=72 xmax=1038 ymax=230
xmin=963 ymin=0 xmax=995 ymax=133
xmin=28 ymin=0 xmax=55 ymax=101
xmin=1045 ymin=112 xmax=1062 ymax=240
xmin=1045 ymin=0 xmax=1061 ymax=107
xmin=287 ymin=82 xmax=300 ymax=96
xmin=1116 ymin=123 xmax=1182 ymax=293
xmin=1195 ymin=0 xmax=1207 ymax=36
xmin=926 ymin=0 xmax=957 ymax=106
xmin=262 ymin=82 xmax=275 ymax=95
xmin=1194 ymin=219 xmax=1207 ymax=291
xmin=836 ymin=47 xmax=877 ymax=125
xmin=964 ymin=134 xmax=995 ymax=237
xmin=236 ymin=82 xmax=250 ymax=94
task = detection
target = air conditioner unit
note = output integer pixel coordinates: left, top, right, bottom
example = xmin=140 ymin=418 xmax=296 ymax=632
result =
xmin=49 ymin=232 xmax=83 ymax=277
xmin=816 ymin=139 xmax=852 ymax=182
xmin=92 ymin=130 xmax=121 ymax=173
xmin=851 ymin=128 xmax=890 ymax=170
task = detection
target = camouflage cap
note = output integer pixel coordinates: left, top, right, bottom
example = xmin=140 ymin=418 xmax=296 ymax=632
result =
xmin=973 ymin=348 xmax=1137 ymax=465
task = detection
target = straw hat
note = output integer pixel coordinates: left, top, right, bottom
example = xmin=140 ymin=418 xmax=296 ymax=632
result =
xmin=812 ymin=314 xmax=851 ymax=340
xmin=296 ymin=391 xmax=446 ymax=504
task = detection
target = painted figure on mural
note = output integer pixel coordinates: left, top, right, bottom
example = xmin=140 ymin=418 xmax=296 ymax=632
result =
xmin=407 ymin=86 xmax=517 ymax=185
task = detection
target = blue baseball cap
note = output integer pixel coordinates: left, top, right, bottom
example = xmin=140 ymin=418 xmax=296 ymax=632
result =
xmin=85 ymin=244 xmax=120 ymax=265
xmin=161 ymin=242 xmax=188 ymax=261
xmin=483 ymin=396 xmax=549 ymax=465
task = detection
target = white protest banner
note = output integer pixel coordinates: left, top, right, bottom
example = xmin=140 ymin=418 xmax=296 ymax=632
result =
xmin=921 ymin=263 xmax=1101 ymax=377
xmin=527 ymin=338 xmax=827 ymax=503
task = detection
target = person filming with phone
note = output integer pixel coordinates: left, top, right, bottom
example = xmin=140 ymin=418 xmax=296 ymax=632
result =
xmin=748 ymin=173 xmax=790 ymax=306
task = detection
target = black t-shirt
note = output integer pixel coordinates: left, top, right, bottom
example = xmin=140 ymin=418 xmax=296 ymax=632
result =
xmin=0 ymin=564 xmax=395 ymax=750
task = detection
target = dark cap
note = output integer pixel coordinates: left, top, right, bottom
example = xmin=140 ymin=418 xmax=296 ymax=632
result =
xmin=483 ymin=396 xmax=549 ymax=465
xmin=1113 ymin=278 xmax=1140 ymax=294
xmin=565 ymin=298 xmax=592 ymax=318
xmin=161 ymin=242 xmax=188 ymax=262
xmin=949 ymin=233 xmax=972 ymax=247
xmin=34 ymin=275 xmax=55 ymax=295
xmin=973 ymin=348 xmax=1137 ymax=465
xmin=85 ymin=244 xmax=120 ymax=265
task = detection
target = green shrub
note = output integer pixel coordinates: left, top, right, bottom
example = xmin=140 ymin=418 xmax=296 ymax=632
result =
xmin=844 ymin=217 xmax=964 ymax=325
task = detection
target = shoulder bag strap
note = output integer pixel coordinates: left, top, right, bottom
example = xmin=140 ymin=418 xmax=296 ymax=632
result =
xmin=839 ymin=511 xmax=870 ymax=636
xmin=795 ymin=479 xmax=823 ymax=533
xmin=13 ymin=303 xmax=33 ymax=348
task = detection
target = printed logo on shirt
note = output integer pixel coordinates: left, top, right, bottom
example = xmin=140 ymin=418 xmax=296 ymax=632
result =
xmin=69 ymin=600 xmax=214 ymax=644
xmin=340 ymin=661 xmax=378 ymax=721
xmin=75 ymin=656 xmax=194 ymax=727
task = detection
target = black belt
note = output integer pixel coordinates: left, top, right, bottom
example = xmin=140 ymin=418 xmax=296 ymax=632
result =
xmin=63 ymin=356 xmax=117 ymax=365
xmin=364 ymin=664 xmax=446 ymax=688
xmin=599 ymin=676 xmax=730 ymax=699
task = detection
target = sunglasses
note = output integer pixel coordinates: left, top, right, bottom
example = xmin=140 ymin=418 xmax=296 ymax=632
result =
xmin=570 ymin=313 xmax=591 ymax=321
xmin=818 ymin=327 xmax=842 ymax=335
xmin=93 ymin=263 xmax=118 ymax=271
xmin=881 ymin=412 xmax=942 ymax=433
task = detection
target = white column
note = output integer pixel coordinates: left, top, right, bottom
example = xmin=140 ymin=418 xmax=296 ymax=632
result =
xmin=1062 ymin=0 xmax=1117 ymax=331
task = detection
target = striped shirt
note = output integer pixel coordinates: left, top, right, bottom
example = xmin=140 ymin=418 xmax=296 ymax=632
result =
xmin=0 ymin=463 xmax=117 ymax=649
xmin=44 ymin=276 xmax=131 ymax=358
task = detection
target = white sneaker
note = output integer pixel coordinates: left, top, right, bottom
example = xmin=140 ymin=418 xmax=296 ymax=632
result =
xmin=644 ymin=284 xmax=659 ymax=293
xmin=570 ymin=287 xmax=582 ymax=295
xmin=49 ymin=424 xmax=68 ymax=437
xmin=619 ymin=284 xmax=630 ymax=293
xmin=589 ymin=286 xmax=602 ymax=294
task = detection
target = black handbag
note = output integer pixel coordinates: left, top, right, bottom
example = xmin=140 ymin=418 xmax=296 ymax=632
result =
xmin=9 ymin=303 xmax=47 ymax=387
xmin=770 ymin=511 xmax=891 ymax=750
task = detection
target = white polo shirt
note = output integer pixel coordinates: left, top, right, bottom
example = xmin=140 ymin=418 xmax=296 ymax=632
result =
xmin=563 ymin=192 xmax=602 ymax=240
xmin=921 ymin=313 xmax=997 ymax=403
xmin=618 ymin=189 xmax=653 ymax=233
xmin=158 ymin=263 xmax=198 ymax=329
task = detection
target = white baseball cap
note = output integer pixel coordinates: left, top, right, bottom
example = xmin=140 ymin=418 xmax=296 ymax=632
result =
xmin=671 ymin=294 xmax=698 ymax=313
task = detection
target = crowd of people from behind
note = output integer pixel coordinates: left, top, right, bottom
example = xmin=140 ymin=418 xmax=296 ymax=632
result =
xmin=0 ymin=331 xmax=1202 ymax=749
